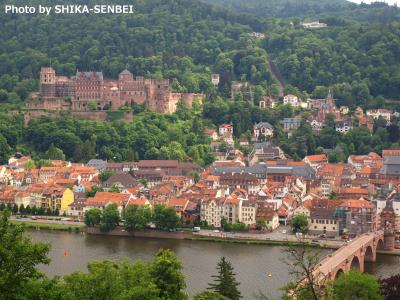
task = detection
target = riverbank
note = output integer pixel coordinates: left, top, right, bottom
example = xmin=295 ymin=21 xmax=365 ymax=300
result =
xmin=86 ymin=227 xmax=192 ymax=239
xmin=27 ymin=229 xmax=400 ymax=300
xmin=377 ymin=249 xmax=400 ymax=256
xmin=86 ymin=227 xmax=330 ymax=248
xmin=17 ymin=219 xmax=400 ymax=256
xmin=190 ymin=236 xmax=322 ymax=248
xmin=11 ymin=220 xmax=85 ymax=232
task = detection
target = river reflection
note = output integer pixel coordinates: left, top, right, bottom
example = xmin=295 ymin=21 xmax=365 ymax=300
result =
xmin=28 ymin=230 xmax=400 ymax=300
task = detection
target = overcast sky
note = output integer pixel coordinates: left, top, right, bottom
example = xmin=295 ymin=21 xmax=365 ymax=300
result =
xmin=348 ymin=0 xmax=398 ymax=5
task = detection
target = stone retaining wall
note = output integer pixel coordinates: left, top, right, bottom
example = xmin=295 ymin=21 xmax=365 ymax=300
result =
xmin=86 ymin=227 xmax=192 ymax=240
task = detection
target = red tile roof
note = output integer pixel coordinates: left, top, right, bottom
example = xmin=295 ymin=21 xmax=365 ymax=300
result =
xmin=305 ymin=154 xmax=327 ymax=163
xmin=383 ymin=150 xmax=400 ymax=156
xmin=86 ymin=192 xmax=131 ymax=207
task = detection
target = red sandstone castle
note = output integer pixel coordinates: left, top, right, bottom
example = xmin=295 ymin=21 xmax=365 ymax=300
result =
xmin=27 ymin=67 xmax=204 ymax=115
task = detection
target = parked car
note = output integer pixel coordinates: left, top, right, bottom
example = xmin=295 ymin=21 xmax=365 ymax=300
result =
xmin=192 ymin=227 xmax=201 ymax=232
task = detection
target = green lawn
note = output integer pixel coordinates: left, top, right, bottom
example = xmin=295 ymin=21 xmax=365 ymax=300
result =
xmin=11 ymin=220 xmax=85 ymax=232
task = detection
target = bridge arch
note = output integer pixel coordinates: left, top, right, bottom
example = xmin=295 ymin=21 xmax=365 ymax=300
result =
xmin=377 ymin=238 xmax=384 ymax=251
xmin=364 ymin=245 xmax=375 ymax=262
xmin=350 ymin=255 xmax=361 ymax=271
xmin=334 ymin=268 xmax=344 ymax=279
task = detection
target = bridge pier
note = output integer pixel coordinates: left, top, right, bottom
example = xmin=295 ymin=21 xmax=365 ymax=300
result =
xmin=383 ymin=230 xmax=395 ymax=251
xmin=364 ymin=245 xmax=376 ymax=263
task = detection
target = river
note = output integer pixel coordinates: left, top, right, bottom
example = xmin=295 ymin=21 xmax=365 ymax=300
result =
xmin=28 ymin=230 xmax=400 ymax=300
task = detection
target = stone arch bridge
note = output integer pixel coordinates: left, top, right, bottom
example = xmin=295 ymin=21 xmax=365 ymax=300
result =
xmin=313 ymin=231 xmax=385 ymax=283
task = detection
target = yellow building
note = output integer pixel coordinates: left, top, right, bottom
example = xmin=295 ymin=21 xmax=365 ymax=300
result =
xmin=308 ymin=208 xmax=339 ymax=237
xmin=60 ymin=188 xmax=74 ymax=214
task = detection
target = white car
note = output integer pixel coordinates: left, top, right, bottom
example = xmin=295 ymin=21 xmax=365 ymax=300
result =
xmin=213 ymin=230 xmax=220 ymax=233
xmin=282 ymin=230 xmax=287 ymax=234
xmin=192 ymin=227 xmax=201 ymax=232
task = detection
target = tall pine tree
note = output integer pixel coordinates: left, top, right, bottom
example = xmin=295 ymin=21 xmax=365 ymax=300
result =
xmin=208 ymin=257 xmax=242 ymax=300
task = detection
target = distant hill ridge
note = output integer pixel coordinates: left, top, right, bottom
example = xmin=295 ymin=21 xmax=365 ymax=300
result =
xmin=200 ymin=0 xmax=400 ymax=22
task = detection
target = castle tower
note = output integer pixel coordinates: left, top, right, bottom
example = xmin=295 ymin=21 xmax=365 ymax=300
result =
xmin=39 ymin=67 xmax=56 ymax=97
xmin=118 ymin=69 xmax=133 ymax=81
xmin=40 ymin=67 xmax=56 ymax=84
xmin=380 ymin=198 xmax=396 ymax=251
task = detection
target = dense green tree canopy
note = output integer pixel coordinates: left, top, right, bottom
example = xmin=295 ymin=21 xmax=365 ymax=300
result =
xmin=289 ymin=213 xmax=309 ymax=234
xmin=0 ymin=211 xmax=50 ymax=299
xmin=100 ymin=203 xmax=120 ymax=232
xmin=122 ymin=204 xmax=152 ymax=231
xmin=153 ymin=205 xmax=181 ymax=231
xmin=201 ymin=0 xmax=400 ymax=22
xmin=84 ymin=208 xmax=102 ymax=227
xmin=327 ymin=269 xmax=383 ymax=300
xmin=267 ymin=22 xmax=400 ymax=101
xmin=150 ymin=249 xmax=188 ymax=300
xmin=194 ymin=291 xmax=229 ymax=300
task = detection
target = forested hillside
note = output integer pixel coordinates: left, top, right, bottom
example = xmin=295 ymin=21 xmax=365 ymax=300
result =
xmin=0 ymin=104 xmax=216 ymax=166
xmin=1 ymin=0 xmax=400 ymax=105
xmin=0 ymin=0 xmax=273 ymax=103
xmin=0 ymin=0 xmax=400 ymax=164
xmin=200 ymin=0 xmax=400 ymax=22
xmin=265 ymin=22 xmax=400 ymax=104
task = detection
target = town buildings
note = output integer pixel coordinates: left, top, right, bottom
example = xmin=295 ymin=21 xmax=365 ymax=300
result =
xmin=280 ymin=117 xmax=302 ymax=134
xmin=1 ymin=140 xmax=400 ymax=241
xmin=303 ymin=154 xmax=328 ymax=170
xmin=366 ymin=109 xmax=392 ymax=124
xmin=248 ymin=142 xmax=286 ymax=165
xmin=253 ymin=122 xmax=274 ymax=140
xmin=231 ymin=81 xmax=249 ymax=99
xmin=309 ymin=208 xmax=339 ymax=237
xmin=200 ymin=190 xmax=256 ymax=228
xmin=283 ymin=94 xmax=300 ymax=107
xmin=380 ymin=150 xmax=400 ymax=178
xmin=301 ymin=21 xmax=328 ymax=29
xmin=217 ymin=124 xmax=234 ymax=147
xmin=211 ymin=74 xmax=220 ymax=86
xmin=249 ymin=32 xmax=265 ymax=39
xmin=335 ymin=118 xmax=353 ymax=134
xmin=259 ymin=96 xmax=277 ymax=109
